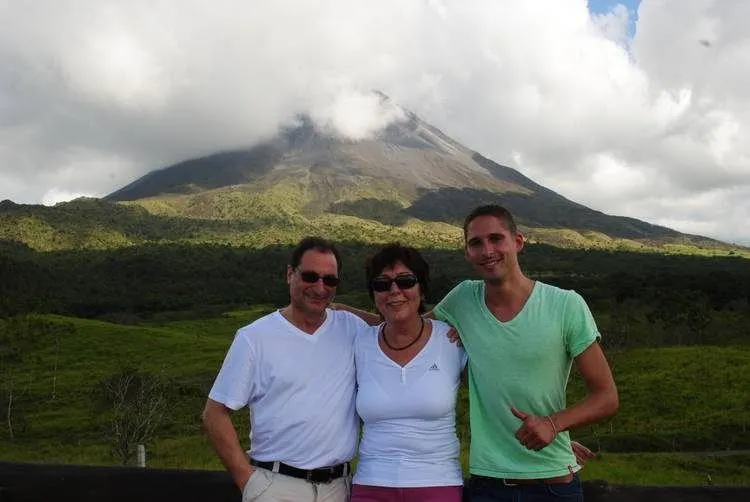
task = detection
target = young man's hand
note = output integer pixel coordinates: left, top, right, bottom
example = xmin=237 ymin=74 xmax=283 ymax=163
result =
xmin=511 ymin=407 xmax=558 ymax=450
xmin=445 ymin=326 xmax=463 ymax=347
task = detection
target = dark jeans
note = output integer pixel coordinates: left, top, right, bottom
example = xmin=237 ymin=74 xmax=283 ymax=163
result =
xmin=463 ymin=474 xmax=583 ymax=502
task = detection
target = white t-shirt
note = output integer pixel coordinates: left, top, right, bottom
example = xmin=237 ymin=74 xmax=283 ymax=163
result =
xmin=208 ymin=309 xmax=367 ymax=469
xmin=354 ymin=320 xmax=468 ymax=487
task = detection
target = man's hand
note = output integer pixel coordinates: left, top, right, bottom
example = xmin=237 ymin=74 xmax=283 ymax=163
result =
xmin=235 ymin=467 xmax=255 ymax=491
xmin=445 ymin=326 xmax=462 ymax=347
xmin=511 ymin=407 xmax=557 ymax=450
xmin=571 ymin=440 xmax=595 ymax=467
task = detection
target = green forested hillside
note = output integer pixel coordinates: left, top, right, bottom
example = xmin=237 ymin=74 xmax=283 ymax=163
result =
xmin=0 ymin=197 xmax=464 ymax=251
xmin=2 ymin=195 xmax=746 ymax=255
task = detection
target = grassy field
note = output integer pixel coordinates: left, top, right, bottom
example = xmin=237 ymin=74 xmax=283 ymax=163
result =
xmin=1 ymin=310 xmax=749 ymax=485
xmin=568 ymin=345 xmax=750 ymax=453
xmin=579 ymin=452 xmax=750 ymax=485
xmin=2 ymin=436 xmax=747 ymax=486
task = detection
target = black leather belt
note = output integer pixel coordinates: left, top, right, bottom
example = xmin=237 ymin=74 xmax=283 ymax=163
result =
xmin=250 ymin=459 xmax=350 ymax=484
xmin=473 ymin=473 xmax=576 ymax=486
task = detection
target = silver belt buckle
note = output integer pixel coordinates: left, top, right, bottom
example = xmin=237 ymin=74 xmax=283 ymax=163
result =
xmin=502 ymin=478 xmax=518 ymax=487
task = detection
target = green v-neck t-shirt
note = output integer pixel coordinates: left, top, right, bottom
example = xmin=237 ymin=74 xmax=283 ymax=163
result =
xmin=434 ymin=280 xmax=600 ymax=479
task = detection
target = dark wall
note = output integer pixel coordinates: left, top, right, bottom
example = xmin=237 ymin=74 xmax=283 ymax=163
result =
xmin=0 ymin=461 xmax=237 ymax=502
xmin=0 ymin=461 xmax=747 ymax=502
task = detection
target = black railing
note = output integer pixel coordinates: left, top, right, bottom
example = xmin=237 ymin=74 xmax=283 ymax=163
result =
xmin=0 ymin=461 xmax=747 ymax=502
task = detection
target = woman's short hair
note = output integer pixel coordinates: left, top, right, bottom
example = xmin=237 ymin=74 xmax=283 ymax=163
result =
xmin=365 ymin=243 xmax=429 ymax=313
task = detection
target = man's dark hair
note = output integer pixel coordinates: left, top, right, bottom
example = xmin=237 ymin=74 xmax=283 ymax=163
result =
xmin=365 ymin=243 xmax=429 ymax=313
xmin=463 ymin=204 xmax=518 ymax=240
xmin=289 ymin=236 xmax=342 ymax=272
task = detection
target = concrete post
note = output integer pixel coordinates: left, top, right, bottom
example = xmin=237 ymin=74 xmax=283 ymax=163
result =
xmin=137 ymin=444 xmax=146 ymax=468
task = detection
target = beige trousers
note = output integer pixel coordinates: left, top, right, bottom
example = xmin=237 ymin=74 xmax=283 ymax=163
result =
xmin=242 ymin=467 xmax=351 ymax=502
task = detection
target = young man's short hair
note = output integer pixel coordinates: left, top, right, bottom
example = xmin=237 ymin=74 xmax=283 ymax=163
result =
xmin=463 ymin=205 xmax=518 ymax=239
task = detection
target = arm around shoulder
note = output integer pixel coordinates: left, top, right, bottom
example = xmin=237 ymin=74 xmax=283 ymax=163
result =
xmin=330 ymin=303 xmax=381 ymax=326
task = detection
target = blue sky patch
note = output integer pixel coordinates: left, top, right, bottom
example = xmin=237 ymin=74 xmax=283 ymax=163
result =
xmin=588 ymin=0 xmax=641 ymax=38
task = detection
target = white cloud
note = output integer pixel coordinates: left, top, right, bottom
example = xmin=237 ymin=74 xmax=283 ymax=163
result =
xmin=309 ymin=88 xmax=406 ymax=140
xmin=42 ymin=188 xmax=93 ymax=206
xmin=0 ymin=0 xmax=749 ymax=245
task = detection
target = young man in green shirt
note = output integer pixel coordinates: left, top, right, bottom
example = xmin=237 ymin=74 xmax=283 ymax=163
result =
xmin=433 ymin=204 xmax=618 ymax=501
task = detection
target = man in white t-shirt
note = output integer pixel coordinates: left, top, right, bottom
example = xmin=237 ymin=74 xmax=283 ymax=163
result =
xmin=202 ymin=236 xmax=367 ymax=502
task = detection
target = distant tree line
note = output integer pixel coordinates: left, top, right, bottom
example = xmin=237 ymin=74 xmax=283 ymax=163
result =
xmin=1 ymin=238 xmax=749 ymax=347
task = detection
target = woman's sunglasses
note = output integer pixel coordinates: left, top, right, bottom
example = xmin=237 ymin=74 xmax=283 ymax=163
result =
xmin=298 ymin=270 xmax=340 ymax=287
xmin=370 ymin=274 xmax=419 ymax=293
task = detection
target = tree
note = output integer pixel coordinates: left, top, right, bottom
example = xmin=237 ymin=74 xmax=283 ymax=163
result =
xmin=96 ymin=368 xmax=166 ymax=466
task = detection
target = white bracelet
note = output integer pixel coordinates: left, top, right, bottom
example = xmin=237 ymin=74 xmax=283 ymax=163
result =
xmin=546 ymin=415 xmax=558 ymax=437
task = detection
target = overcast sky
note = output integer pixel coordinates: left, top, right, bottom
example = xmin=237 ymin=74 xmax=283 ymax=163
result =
xmin=1 ymin=0 xmax=749 ymax=245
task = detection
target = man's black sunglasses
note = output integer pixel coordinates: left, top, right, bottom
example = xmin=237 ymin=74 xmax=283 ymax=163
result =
xmin=370 ymin=274 xmax=419 ymax=293
xmin=298 ymin=270 xmax=340 ymax=287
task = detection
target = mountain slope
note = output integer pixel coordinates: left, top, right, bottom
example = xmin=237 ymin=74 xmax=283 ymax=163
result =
xmin=0 ymin=104 xmax=742 ymax=253
xmin=104 ymin=109 xmax=715 ymax=246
